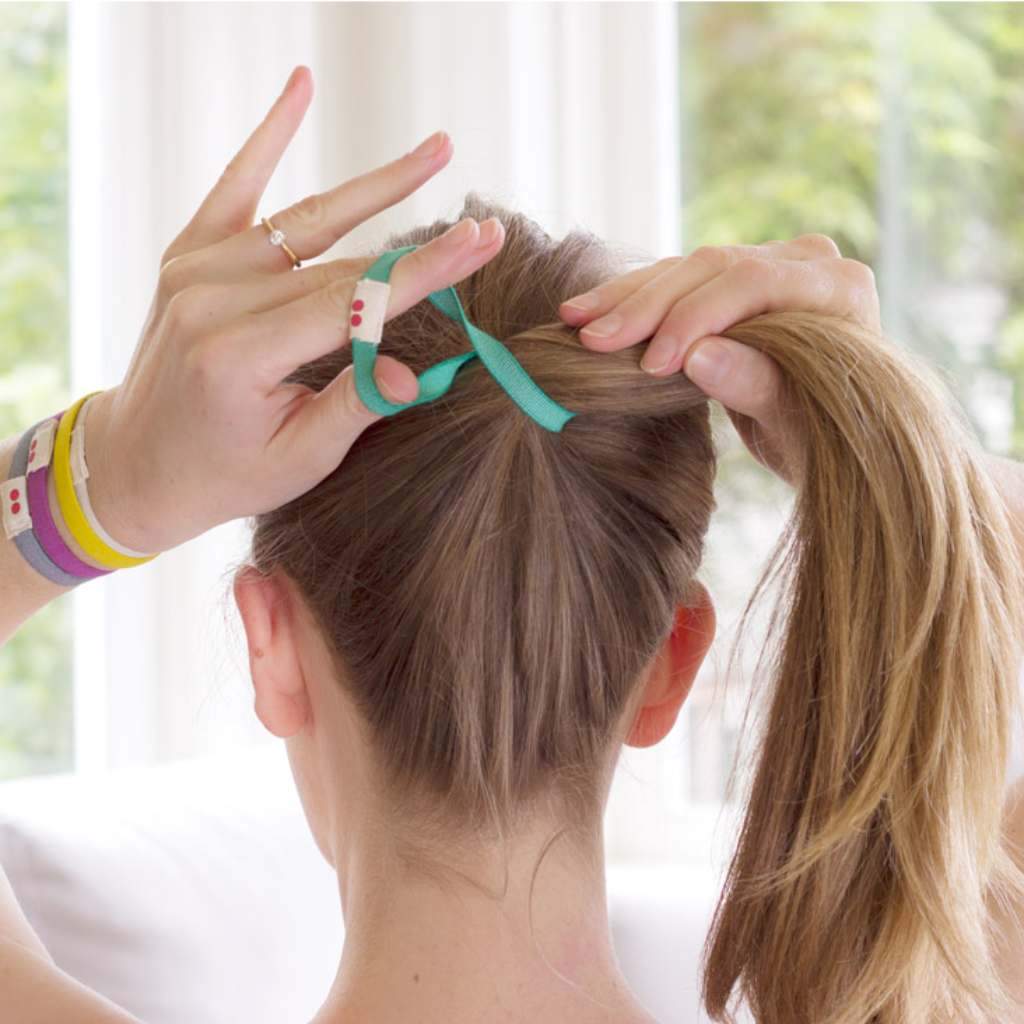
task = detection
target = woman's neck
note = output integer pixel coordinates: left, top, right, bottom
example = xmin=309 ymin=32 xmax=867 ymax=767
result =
xmin=311 ymin=818 xmax=657 ymax=1024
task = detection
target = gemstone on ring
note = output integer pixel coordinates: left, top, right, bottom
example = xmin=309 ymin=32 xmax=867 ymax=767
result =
xmin=269 ymin=229 xmax=285 ymax=246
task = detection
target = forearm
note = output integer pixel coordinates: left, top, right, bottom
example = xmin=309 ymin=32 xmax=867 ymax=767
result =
xmin=0 ymin=432 xmax=75 ymax=647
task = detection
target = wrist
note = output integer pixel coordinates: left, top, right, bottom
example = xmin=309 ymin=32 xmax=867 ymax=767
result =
xmin=82 ymin=387 xmax=161 ymax=557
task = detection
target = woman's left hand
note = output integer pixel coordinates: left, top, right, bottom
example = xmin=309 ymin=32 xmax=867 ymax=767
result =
xmin=557 ymin=235 xmax=881 ymax=484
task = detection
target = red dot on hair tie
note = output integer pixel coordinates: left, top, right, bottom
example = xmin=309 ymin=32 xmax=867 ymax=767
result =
xmin=10 ymin=489 xmax=19 ymax=501
xmin=353 ymin=299 xmax=365 ymax=311
xmin=11 ymin=502 xmax=20 ymax=515
xmin=351 ymin=314 xmax=363 ymax=327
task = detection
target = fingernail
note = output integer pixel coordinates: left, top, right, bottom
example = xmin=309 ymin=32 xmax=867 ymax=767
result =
xmin=476 ymin=217 xmax=501 ymax=247
xmin=640 ymin=336 xmax=677 ymax=374
xmin=563 ymin=292 xmax=600 ymax=312
xmin=583 ymin=313 xmax=623 ymax=339
xmin=443 ymin=217 xmax=477 ymax=244
xmin=684 ymin=340 xmax=731 ymax=387
xmin=412 ymin=130 xmax=448 ymax=159
xmin=377 ymin=373 xmax=406 ymax=404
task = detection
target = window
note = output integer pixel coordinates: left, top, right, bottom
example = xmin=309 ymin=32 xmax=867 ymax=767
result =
xmin=683 ymin=3 xmax=1022 ymax=459
xmin=607 ymin=2 xmax=1024 ymax=863
xmin=0 ymin=3 xmax=72 ymax=780
xmin=5 ymin=1 xmax=1019 ymax=831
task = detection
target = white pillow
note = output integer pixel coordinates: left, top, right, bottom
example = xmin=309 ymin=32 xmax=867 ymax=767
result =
xmin=607 ymin=863 xmax=721 ymax=1024
xmin=0 ymin=742 xmax=342 ymax=1024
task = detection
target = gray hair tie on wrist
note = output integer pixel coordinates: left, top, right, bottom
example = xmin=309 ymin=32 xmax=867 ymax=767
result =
xmin=9 ymin=417 xmax=85 ymax=589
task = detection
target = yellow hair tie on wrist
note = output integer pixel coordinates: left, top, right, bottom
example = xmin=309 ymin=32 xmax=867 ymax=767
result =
xmin=52 ymin=392 xmax=156 ymax=571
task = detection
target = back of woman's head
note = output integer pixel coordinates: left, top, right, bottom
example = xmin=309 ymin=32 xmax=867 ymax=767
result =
xmin=250 ymin=193 xmax=718 ymax=842
xmin=248 ymin=193 xmax=1024 ymax=1022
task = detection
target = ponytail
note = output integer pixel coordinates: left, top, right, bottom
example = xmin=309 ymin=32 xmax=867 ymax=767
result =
xmin=701 ymin=311 xmax=1024 ymax=1023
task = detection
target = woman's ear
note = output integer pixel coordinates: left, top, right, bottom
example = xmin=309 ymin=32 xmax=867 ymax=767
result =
xmin=625 ymin=582 xmax=716 ymax=749
xmin=233 ymin=564 xmax=311 ymax=738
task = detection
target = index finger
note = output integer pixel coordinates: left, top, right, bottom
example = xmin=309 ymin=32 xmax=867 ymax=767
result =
xmin=558 ymin=236 xmax=837 ymax=330
xmin=164 ymin=66 xmax=314 ymax=263
xmin=238 ymin=216 xmax=505 ymax=390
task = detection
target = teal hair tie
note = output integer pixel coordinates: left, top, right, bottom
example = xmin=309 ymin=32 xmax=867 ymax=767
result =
xmin=349 ymin=244 xmax=576 ymax=432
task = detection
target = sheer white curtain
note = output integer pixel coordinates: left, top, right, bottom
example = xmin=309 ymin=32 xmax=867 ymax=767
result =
xmin=68 ymin=1 xmax=684 ymax=818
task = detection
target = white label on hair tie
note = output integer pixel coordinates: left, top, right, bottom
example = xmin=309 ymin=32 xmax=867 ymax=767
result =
xmin=350 ymin=278 xmax=390 ymax=346
xmin=2 ymin=476 xmax=32 ymax=539
xmin=70 ymin=423 xmax=90 ymax=485
xmin=30 ymin=421 xmax=57 ymax=471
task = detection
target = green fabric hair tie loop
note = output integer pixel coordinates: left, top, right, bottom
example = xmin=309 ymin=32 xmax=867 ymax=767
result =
xmin=349 ymin=244 xmax=576 ymax=432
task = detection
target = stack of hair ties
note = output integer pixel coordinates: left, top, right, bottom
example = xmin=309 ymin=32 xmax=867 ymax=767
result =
xmin=1 ymin=391 xmax=157 ymax=587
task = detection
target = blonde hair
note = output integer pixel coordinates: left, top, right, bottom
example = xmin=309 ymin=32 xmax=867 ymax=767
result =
xmin=248 ymin=194 xmax=1024 ymax=1022
xmin=701 ymin=312 xmax=1024 ymax=1023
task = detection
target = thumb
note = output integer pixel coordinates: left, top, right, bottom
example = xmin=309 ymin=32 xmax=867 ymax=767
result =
xmin=286 ymin=355 xmax=419 ymax=470
xmin=682 ymin=335 xmax=784 ymax=422
xmin=683 ymin=335 xmax=801 ymax=486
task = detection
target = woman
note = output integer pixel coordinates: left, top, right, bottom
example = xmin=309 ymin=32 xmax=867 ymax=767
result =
xmin=1 ymin=66 xmax=1022 ymax=1024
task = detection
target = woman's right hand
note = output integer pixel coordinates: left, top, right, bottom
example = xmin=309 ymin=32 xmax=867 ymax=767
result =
xmin=80 ymin=67 xmax=506 ymax=558
xmin=558 ymin=235 xmax=882 ymax=486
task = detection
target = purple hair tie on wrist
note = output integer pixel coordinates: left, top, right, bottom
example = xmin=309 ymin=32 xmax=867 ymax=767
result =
xmin=25 ymin=414 xmax=112 ymax=581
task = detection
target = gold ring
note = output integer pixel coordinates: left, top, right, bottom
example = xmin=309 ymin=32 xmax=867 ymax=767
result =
xmin=261 ymin=217 xmax=302 ymax=269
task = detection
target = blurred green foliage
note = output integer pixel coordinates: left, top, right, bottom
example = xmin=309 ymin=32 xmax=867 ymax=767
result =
xmin=684 ymin=2 xmax=1024 ymax=589
xmin=0 ymin=3 xmax=72 ymax=780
